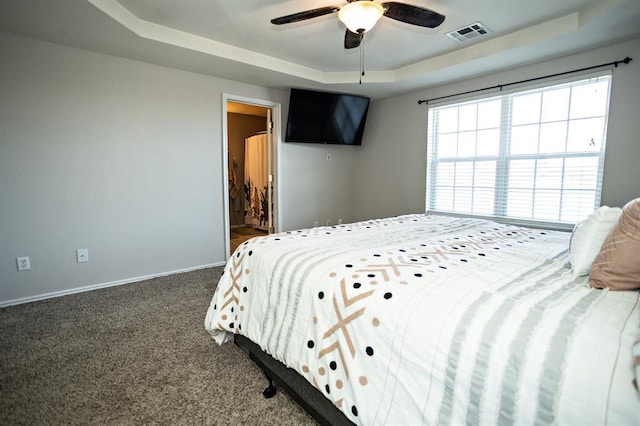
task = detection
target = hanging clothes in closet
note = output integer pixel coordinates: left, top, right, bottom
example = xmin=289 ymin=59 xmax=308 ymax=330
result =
xmin=228 ymin=156 xmax=243 ymax=226
xmin=244 ymin=132 xmax=269 ymax=230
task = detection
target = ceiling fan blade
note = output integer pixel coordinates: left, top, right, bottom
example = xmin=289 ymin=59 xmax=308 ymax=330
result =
xmin=271 ymin=6 xmax=340 ymax=25
xmin=381 ymin=2 xmax=445 ymax=28
xmin=344 ymin=29 xmax=363 ymax=49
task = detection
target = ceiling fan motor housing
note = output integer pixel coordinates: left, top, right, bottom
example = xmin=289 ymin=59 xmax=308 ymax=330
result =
xmin=338 ymin=1 xmax=384 ymax=33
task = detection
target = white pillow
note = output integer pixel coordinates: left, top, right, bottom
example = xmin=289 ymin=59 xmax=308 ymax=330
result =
xmin=569 ymin=206 xmax=622 ymax=278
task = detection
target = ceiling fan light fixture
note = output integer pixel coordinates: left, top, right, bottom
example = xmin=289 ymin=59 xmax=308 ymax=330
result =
xmin=338 ymin=1 xmax=384 ymax=33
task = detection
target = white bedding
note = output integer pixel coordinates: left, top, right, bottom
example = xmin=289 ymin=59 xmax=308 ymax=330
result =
xmin=205 ymin=214 xmax=640 ymax=425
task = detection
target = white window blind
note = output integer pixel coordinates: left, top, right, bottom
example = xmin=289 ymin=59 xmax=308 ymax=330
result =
xmin=426 ymin=72 xmax=611 ymax=228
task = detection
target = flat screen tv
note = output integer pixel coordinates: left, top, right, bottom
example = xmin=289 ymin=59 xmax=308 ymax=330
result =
xmin=285 ymin=88 xmax=370 ymax=145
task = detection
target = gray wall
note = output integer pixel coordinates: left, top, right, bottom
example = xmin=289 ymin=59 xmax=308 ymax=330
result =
xmin=354 ymin=36 xmax=640 ymax=221
xmin=279 ymin=142 xmax=357 ymax=231
xmin=2 ymin=29 xmax=638 ymax=305
xmin=0 ymin=31 xmax=359 ymax=304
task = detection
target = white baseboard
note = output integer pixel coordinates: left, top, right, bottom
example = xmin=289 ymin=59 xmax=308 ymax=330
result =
xmin=0 ymin=262 xmax=226 ymax=308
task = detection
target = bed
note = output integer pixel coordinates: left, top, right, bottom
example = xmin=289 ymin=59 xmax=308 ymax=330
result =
xmin=205 ymin=212 xmax=640 ymax=425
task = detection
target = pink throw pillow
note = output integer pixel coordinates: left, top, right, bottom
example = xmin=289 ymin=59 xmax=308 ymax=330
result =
xmin=589 ymin=198 xmax=640 ymax=290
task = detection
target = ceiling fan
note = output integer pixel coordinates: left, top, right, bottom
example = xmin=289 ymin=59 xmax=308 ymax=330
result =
xmin=270 ymin=0 xmax=445 ymax=49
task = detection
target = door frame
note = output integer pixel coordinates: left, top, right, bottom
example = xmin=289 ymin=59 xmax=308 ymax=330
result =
xmin=221 ymin=93 xmax=282 ymax=258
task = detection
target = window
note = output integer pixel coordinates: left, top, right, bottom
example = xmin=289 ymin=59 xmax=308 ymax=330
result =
xmin=426 ymin=72 xmax=611 ymax=228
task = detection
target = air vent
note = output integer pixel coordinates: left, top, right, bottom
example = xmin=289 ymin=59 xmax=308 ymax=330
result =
xmin=446 ymin=22 xmax=490 ymax=43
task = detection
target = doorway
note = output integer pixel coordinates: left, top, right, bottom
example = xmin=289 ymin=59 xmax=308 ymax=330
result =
xmin=222 ymin=95 xmax=280 ymax=257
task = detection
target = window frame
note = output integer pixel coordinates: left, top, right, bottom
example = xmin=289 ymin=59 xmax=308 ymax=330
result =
xmin=425 ymin=71 xmax=612 ymax=231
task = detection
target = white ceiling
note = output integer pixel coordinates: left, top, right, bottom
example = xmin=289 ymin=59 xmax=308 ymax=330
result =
xmin=1 ymin=0 xmax=639 ymax=99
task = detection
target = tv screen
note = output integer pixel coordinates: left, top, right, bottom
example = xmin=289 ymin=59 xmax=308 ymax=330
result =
xmin=285 ymin=88 xmax=370 ymax=145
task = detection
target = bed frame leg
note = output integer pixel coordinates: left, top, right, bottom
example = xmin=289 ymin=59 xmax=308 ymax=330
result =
xmin=262 ymin=376 xmax=277 ymax=398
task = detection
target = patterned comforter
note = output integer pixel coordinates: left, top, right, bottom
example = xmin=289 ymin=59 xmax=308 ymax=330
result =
xmin=205 ymin=214 xmax=640 ymax=425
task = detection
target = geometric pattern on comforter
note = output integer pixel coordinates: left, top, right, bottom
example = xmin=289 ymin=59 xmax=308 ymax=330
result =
xmin=205 ymin=214 xmax=640 ymax=425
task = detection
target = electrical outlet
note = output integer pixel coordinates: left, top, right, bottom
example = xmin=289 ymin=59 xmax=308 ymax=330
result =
xmin=17 ymin=256 xmax=30 ymax=271
xmin=326 ymin=153 xmax=332 ymax=161
xmin=77 ymin=249 xmax=89 ymax=263
xmin=314 ymin=221 xmax=319 ymax=227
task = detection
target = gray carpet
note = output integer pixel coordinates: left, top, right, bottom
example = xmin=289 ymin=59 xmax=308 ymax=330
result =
xmin=0 ymin=267 xmax=316 ymax=425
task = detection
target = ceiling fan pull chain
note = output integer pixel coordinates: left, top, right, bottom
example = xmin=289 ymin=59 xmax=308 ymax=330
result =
xmin=359 ymin=37 xmax=365 ymax=84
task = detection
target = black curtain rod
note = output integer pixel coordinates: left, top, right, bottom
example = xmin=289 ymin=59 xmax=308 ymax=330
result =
xmin=417 ymin=56 xmax=632 ymax=105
